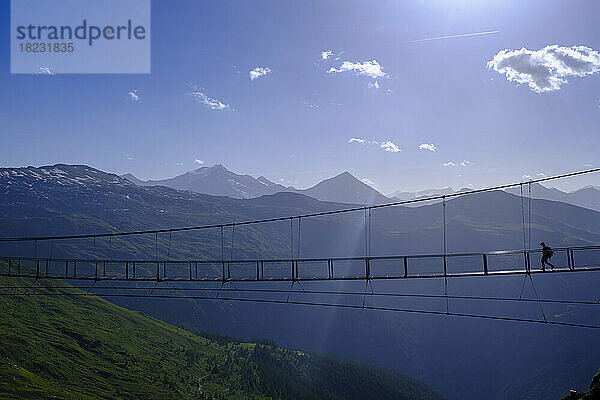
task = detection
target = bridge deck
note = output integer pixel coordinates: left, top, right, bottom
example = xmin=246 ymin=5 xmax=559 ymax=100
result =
xmin=2 ymin=245 xmax=598 ymax=283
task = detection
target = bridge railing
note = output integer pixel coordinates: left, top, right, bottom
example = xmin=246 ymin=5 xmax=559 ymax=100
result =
xmin=1 ymin=244 xmax=599 ymax=282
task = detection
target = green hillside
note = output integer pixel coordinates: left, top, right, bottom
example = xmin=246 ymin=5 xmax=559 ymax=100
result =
xmin=0 ymin=265 xmax=445 ymax=400
xmin=560 ymin=369 xmax=600 ymax=400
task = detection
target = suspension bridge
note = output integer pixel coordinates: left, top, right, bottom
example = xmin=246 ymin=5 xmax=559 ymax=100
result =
xmin=1 ymin=168 xmax=600 ymax=329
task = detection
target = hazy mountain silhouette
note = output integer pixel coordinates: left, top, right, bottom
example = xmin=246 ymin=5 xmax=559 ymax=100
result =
xmin=122 ymin=164 xmax=288 ymax=199
xmin=505 ymin=182 xmax=600 ymax=212
xmin=123 ymin=166 xmax=391 ymax=205
xmin=289 ymin=171 xmax=390 ymax=205
xmin=389 ymin=187 xmax=455 ymax=201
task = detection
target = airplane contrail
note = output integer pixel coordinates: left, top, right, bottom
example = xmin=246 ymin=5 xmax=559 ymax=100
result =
xmin=403 ymin=30 xmax=500 ymax=43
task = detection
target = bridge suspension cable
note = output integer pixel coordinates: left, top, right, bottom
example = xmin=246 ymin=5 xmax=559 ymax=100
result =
xmin=2 ymin=286 xmax=598 ymax=330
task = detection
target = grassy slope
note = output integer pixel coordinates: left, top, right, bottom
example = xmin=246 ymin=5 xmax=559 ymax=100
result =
xmin=560 ymin=369 xmax=600 ymax=400
xmin=0 ymin=269 xmax=445 ymax=400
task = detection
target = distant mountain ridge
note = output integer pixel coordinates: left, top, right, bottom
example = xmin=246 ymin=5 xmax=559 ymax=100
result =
xmin=291 ymin=171 xmax=390 ymax=205
xmin=123 ymin=165 xmax=392 ymax=205
xmin=505 ymin=182 xmax=600 ymax=212
xmin=123 ymin=164 xmax=288 ymax=199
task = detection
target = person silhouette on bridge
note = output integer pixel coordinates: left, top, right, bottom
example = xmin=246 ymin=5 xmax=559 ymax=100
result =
xmin=540 ymin=242 xmax=555 ymax=270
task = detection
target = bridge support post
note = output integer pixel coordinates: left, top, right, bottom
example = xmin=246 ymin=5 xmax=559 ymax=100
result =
xmin=365 ymin=258 xmax=370 ymax=280
xmin=36 ymin=259 xmax=40 ymax=278
xmin=8 ymin=259 xmax=11 ymax=276
xmin=403 ymin=257 xmax=408 ymax=278
xmin=569 ymin=249 xmax=575 ymax=270
xmin=291 ymin=260 xmax=295 ymax=281
xmin=483 ymin=254 xmax=488 ymax=275
xmin=256 ymin=261 xmax=260 ymax=281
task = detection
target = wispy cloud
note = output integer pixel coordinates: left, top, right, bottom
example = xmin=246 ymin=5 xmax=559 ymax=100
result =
xmin=328 ymin=60 xmax=389 ymax=82
xmin=487 ymin=45 xmax=600 ymax=92
xmin=522 ymin=174 xmax=532 ymax=180
xmin=176 ymin=162 xmax=184 ymax=166
xmin=347 ymin=138 xmax=366 ymax=144
xmin=368 ymin=81 xmax=380 ymax=89
xmin=418 ymin=143 xmax=437 ymax=152
xmin=249 ymin=66 xmax=272 ymax=81
xmin=37 ymin=67 xmax=55 ymax=75
xmin=444 ymin=160 xmax=471 ymax=167
xmin=347 ymin=138 xmax=400 ymax=153
xmin=380 ymin=141 xmax=401 ymax=153
xmin=187 ymin=84 xmax=231 ymax=110
xmin=321 ymin=50 xmax=333 ymax=60
xmin=125 ymin=154 xmax=134 ymax=161
xmin=404 ymin=30 xmax=499 ymax=44
xmin=194 ymin=159 xmax=205 ymax=165
xmin=128 ymin=90 xmax=140 ymax=102
xmin=303 ymin=101 xmax=320 ymax=110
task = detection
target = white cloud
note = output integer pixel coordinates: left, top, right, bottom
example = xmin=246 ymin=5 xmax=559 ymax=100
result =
xmin=487 ymin=45 xmax=600 ymax=93
xmin=125 ymin=154 xmax=134 ymax=161
xmin=187 ymin=84 xmax=231 ymax=110
xmin=194 ymin=159 xmax=205 ymax=165
xmin=37 ymin=67 xmax=54 ymax=75
xmin=443 ymin=162 xmax=456 ymax=167
xmin=368 ymin=81 xmax=380 ymax=89
xmin=418 ymin=143 xmax=437 ymax=152
xmin=176 ymin=162 xmax=184 ymax=166
xmin=537 ymin=172 xmax=546 ymax=177
xmin=522 ymin=174 xmax=532 ymax=180
xmin=347 ymin=138 xmax=365 ymax=144
xmin=249 ymin=66 xmax=272 ymax=81
xmin=128 ymin=90 xmax=140 ymax=102
xmin=348 ymin=138 xmax=399 ymax=152
xmin=380 ymin=141 xmax=401 ymax=153
xmin=460 ymin=160 xmax=471 ymax=167
xmin=303 ymin=101 xmax=320 ymax=109
xmin=327 ymin=60 xmax=389 ymax=80
xmin=321 ymin=50 xmax=333 ymax=60
xmin=361 ymin=178 xmax=375 ymax=186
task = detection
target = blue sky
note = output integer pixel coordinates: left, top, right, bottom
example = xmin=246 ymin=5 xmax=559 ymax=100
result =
xmin=1 ymin=0 xmax=600 ymax=194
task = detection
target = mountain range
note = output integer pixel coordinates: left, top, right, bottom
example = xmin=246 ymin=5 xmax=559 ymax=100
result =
xmin=122 ymin=164 xmax=600 ymax=212
xmin=505 ymin=182 xmax=600 ymax=212
xmin=123 ymin=165 xmax=390 ymax=205
xmin=2 ymin=164 xmax=600 ymax=400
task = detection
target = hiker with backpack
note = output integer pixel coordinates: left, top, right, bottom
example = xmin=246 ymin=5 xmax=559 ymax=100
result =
xmin=540 ymin=242 xmax=555 ymax=270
